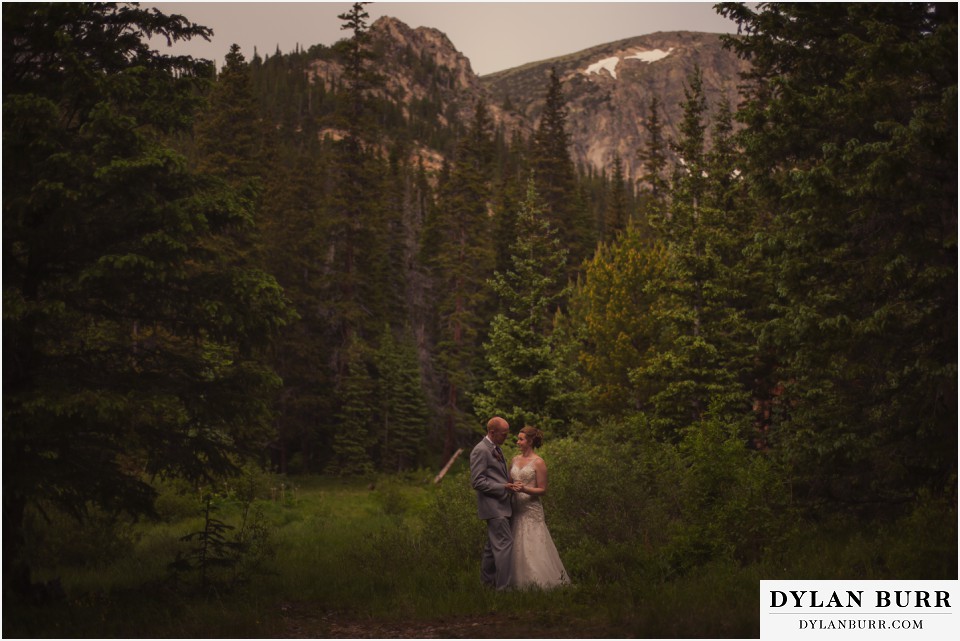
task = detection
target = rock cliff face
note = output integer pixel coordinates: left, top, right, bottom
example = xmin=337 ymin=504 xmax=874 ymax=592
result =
xmin=482 ymin=31 xmax=751 ymax=181
xmin=368 ymin=17 xmax=528 ymax=133
xmin=310 ymin=17 xmax=748 ymax=181
xmin=369 ymin=17 xmax=480 ymax=118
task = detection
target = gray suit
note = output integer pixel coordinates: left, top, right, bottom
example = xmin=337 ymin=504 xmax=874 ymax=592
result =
xmin=470 ymin=436 xmax=514 ymax=589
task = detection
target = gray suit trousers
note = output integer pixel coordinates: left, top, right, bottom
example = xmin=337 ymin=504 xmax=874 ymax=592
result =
xmin=480 ymin=515 xmax=513 ymax=590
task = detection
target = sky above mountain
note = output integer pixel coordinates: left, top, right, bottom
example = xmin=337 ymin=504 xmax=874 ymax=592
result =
xmin=147 ymin=1 xmax=741 ymax=75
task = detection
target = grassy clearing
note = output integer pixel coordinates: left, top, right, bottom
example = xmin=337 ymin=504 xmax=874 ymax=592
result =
xmin=6 ymin=458 xmax=954 ymax=638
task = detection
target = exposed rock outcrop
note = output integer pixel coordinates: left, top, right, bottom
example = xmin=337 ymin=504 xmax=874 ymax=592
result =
xmin=307 ymin=18 xmax=748 ymax=181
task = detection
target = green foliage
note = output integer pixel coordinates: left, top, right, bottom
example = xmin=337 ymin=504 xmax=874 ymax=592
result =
xmin=3 ymin=2 xmax=294 ymax=595
xmin=168 ymin=467 xmax=276 ymax=593
xmin=532 ymin=68 xmax=594 ymax=274
xmin=170 ymin=495 xmax=243 ymax=591
xmin=666 ymin=410 xmax=793 ymax=572
xmin=5 ymin=4 xmax=955 ymax=630
xmin=330 ymin=340 xmax=376 ymax=475
xmin=22 ymin=503 xmax=139 ymax=570
xmin=7 ymin=472 xmax=955 ymax=638
xmin=637 ymin=96 xmax=670 ymax=205
xmin=547 ymin=417 xmax=792 ymax=579
xmin=570 ymin=230 xmax=670 ymax=417
xmin=631 ymin=66 xmax=757 ymax=436
xmin=333 ymin=2 xmax=383 ymax=138
xmin=473 ymin=178 xmax=577 ymax=432
xmin=881 ymin=490 xmax=958 ymax=579
xmin=374 ymin=325 xmax=430 ymax=472
xmin=719 ymin=1 xmax=957 ymax=507
xmin=194 ymin=44 xmax=265 ymax=188
xmin=547 ymin=421 xmax=676 ymax=552
xmin=603 ymin=155 xmax=630 ymax=239
xmin=422 ymin=100 xmax=498 ymax=456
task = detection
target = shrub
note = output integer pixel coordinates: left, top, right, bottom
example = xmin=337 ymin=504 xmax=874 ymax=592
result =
xmin=882 ymin=490 xmax=958 ymax=578
xmin=666 ymin=411 xmax=794 ymax=571
xmin=419 ymin=469 xmax=487 ymax=575
xmin=22 ymin=503 xmax=139 ymax=569
xmin=545 ymin=412 xmax=793 ymax=581
xmin=547 ymin=416 xmax=680 ymax=550
xmin=375 ymin=481 xmax=409 ymax=521
xmin=154 ymin=481 xmax=202 ymax=522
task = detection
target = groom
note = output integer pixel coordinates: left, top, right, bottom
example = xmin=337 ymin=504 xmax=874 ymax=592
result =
xmin=469 ymin=416 xmax=518 ymax=590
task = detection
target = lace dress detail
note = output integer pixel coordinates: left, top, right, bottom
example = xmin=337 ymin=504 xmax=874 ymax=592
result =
xmin=510 ymin=461 xmax=571 ymax=589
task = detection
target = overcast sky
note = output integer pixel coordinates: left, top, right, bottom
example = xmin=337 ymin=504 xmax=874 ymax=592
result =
xmin=148 ymin=1 xmax=739 ymax=76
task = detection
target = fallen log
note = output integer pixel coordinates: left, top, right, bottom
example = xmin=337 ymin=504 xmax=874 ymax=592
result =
xmin=433 ymin=447 xmax=464 ymax=484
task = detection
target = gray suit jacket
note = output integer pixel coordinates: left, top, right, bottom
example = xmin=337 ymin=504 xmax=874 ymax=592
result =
xmin=470 ymin=437 xmax=513 ymax=520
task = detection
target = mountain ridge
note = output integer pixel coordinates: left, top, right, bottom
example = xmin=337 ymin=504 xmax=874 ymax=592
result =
xmin=479 ymin=29 xmax=750 ymax=180
xmin=310 ymin=16 xmax=749 ymax=181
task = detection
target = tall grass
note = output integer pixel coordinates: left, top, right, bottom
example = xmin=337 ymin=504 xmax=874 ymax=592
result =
xmin=6 ymin=439 xmax=955 ymax=638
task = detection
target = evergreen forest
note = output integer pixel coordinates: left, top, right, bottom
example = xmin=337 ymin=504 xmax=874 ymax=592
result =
xmin=3 ymin=3 xmax=957 ymax=636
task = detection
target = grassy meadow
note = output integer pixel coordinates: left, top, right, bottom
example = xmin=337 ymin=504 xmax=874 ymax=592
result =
xmin=6 ymin=434 xmax=956 ymax=638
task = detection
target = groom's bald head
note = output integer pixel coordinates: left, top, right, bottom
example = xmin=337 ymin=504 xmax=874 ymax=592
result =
xmin=486 ymin=416 xmax=510 ymax=444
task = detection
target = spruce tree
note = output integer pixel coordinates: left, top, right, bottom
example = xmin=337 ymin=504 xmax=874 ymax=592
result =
xmin=637 ymin=96 xmax=670 ymax=212
xmin=330 ymin=340 xmax=375 ymax=475
xmin=605 ymin=154 xmax=629 ymax=240
xmin=473 ymin=178 xmax=573 ymax=432
xmin=374 ymin=325 xmax=429 ymax=472
xmin=194 ymin=44 xmax=264 ymax=187
xmin=492 ymin=129 xmax=529 ymax=275
xmin=532 ymin=67 xmax=593 ymax=276
xmin=2 ymin=3 xmax=294 ymax=594
xmin=320 ymin=1 xmax=388 ymax=369
xmin=633 ymin=66 xmax=754 ymax=437
xmin=422 ymin=100 xmax=497 ymax=459
xmin=258 ymin=136 xmax=332 ymax=474
xmin=719 ymin=2 xmax=958 ymax=506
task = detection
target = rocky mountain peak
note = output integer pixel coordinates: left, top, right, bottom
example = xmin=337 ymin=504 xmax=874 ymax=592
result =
xmin=483 ymin=31 xmax=750 ymax=181
xmin=306 ymin=17 xmax=747 ymax=182
xmin=370 ymin=16 xmax=479 ymax=93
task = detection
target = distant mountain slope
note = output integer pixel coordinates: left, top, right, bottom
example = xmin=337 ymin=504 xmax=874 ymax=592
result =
xmin=482 ymin=31 xmax=750 ymax=180
xmin=308 ymin=18 xmax=749 ymax=181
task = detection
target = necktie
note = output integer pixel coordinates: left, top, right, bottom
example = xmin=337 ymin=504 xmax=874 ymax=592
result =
xmin=494 ymin=445 xmax=505 ymax=470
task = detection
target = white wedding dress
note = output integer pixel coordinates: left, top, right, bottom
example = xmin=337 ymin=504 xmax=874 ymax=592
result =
xmin=510 ymin=460 xmax=571 ymax=589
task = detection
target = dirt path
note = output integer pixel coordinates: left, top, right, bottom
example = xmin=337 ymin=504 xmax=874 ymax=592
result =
xmin=274 ymin=602 xmax=618 ymax=638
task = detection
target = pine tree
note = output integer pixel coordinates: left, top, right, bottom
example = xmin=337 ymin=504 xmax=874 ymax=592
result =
xmin=473 ymin=178 xmax=573 ymax=432
xmin=374 ymin=325 xmax=429 ymax=472
xmin=605 ymin=154 xmax=629 ymax=240
xmin=2 ymin=3 xmax=294 ymax=595
xmin=492 ymin=129 xmax=529 ymax=275
xmin=422 ymin=100 xmax=497 ymax=459
xmin=532 ymin=67 xmax=593 ymax=276
xmin=719 ymin=2 xmax=957 ymax=506
xmin=320 ymin=1 xmax=388 ymax=371
xmin=334 ymin=2 xmax=381 ymax=140
xmin=330 ymin=339 xmax=375 ymax=475
xmin=258 ymin=135 xmax=332 ymax=474
xmin=632 ymin=66 xmax=754 ymax=437
xmin=637 ymin=96 xmax=670 ymax=213
xmin=194 ymin=44 xmax=264 ymax=186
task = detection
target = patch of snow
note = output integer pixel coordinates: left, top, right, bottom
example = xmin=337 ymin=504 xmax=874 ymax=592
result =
xmin=584 ymin=56 xmax=621 ymax=79
xmin=626 ymin=48 xmax=674 ymax=64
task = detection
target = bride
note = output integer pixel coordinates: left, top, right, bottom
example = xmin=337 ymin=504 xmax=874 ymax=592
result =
xmin=508 ymin=425 xmax=571 ymax=589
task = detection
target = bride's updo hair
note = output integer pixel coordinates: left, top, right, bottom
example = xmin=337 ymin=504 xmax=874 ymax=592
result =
xmin=520 ymin=425 xmax=543 ymax=449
